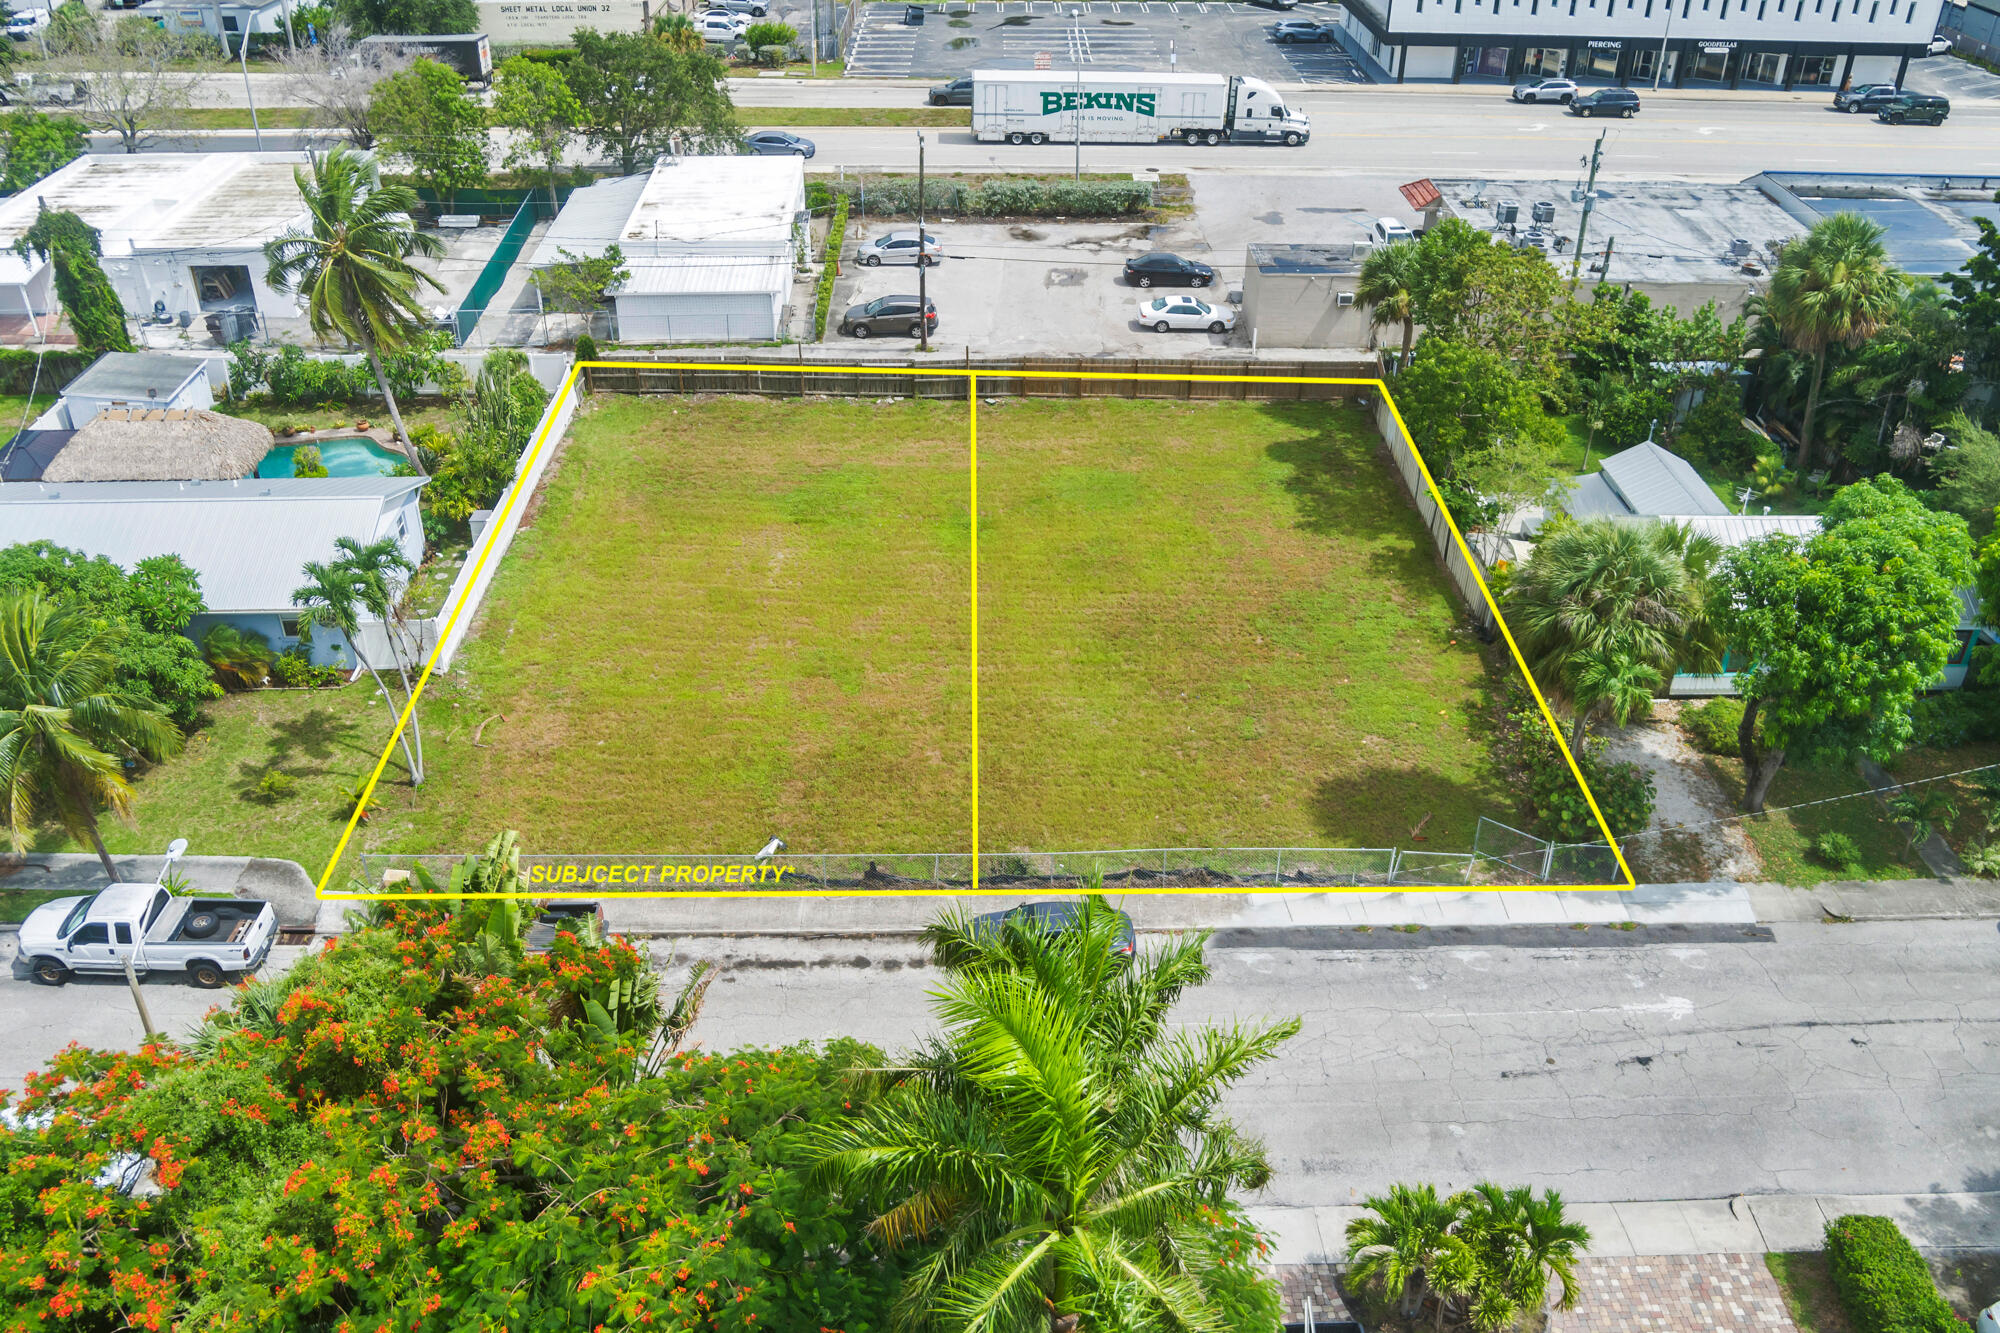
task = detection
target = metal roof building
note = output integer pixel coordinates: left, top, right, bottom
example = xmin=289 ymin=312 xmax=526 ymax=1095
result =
xmin=1566 ymin=440 xmax=1731 ymax=520
xmin=529 ymin=156 xmax=808 ymax=344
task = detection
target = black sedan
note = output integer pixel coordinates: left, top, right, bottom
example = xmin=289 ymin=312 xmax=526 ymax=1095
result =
xmin=1272 ymin=18 xmax=1336 ymax=41
xmin=929 ymin=75 xmax=973 ymax=105
xmin=743 ymin=129 xmax=815 ymax=157
xmin=968 ymin=901 xmax=1137 ymax=957
xmin=1124 ymin=252 xmax=1214 ymax=288
xmin=840 ymin=294 xmax=937 ymax=338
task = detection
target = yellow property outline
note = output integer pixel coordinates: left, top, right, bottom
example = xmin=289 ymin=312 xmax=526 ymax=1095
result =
xmin=319 ymin=361 xmax=1637 ymax=900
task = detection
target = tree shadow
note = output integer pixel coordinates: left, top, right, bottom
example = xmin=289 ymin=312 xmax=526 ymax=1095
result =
xmin=1307 ymin=757 xmax=1524 ymax=855
xmin=231 ymin=706 xmax=412 ymax=805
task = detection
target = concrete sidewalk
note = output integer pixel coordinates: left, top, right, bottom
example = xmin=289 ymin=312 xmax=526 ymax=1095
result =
xmin=1248 ymin=1191 xmax=2000 ymax=1265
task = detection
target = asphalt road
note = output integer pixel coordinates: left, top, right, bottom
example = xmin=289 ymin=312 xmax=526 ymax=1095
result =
xmin=682 ymin=921 xmax=2000 ymax=1206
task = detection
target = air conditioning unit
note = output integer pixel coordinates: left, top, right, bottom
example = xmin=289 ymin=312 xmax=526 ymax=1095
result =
xmin=1532 ymin=200 xmax=1556 ymax=224
xmin=1494 ymin=200 xmax=1519 ymax=226
xmin=1336 ymin=291 xmax=1356 ymax=307
xmin=1729 ymin=237 xmax=1752 ymax=257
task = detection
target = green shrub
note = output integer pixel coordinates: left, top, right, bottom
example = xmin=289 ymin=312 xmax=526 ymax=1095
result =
xmin=1496 ymin=687 xmax=1655 ymax=842
xmin=1680 ymin=697 xmax=1746 ymax=755
xmin=201 ymin=624 xmax=273 ymax=690
xmin=814 ymin=194 xmax=850 ymax=342
xmin=1813 ymin=831 xmax=1862 ymax=874
xmin=824 ymin=176 xmax=1152 ymax=219
xmin=254 ymin=770 xmax=298 ymax=802
xmin=1906 ymin=690 xmax=2000 ymax=749
xmin=291 ymin=444 xmax=328 ymax=479
xmin=1823 ymin=1215 xmax=1962 ymax=1333
xmin=573 ymin=333 xmax=599 ymax=363
xmin=272 ymin=647 xmax=339 ymax=688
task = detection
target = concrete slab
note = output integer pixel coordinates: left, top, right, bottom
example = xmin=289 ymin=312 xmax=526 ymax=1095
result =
xmin=1676 ymin=1198 xmax=1767 ymax=1253
xmin=1612 ymin=1201 xmax=1703 ymax=1255
xmin=1745 ymin=1194 xmax=1831 ymax=1251
xmin=1312 ymin=1205 xmax=1367 ymax=1260
xmin=1555 ymin=891 xmax=1633 ymax=923
xmin=1246 ymin=1205 xmax=1327 ymax=1266
xmin=1572 ymin=1202 xmax=1636 ymax=1256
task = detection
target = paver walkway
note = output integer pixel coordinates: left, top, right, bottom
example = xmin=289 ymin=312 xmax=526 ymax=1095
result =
xmin=1552 ymin=1255 xmax=1795 ymax=1333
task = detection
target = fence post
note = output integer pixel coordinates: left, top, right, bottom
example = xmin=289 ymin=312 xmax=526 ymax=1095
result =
xmin=1273 ymin=847 xmax=1282 ymax=887
xmin=1387 ymin=847 xmax=1401 ymax=884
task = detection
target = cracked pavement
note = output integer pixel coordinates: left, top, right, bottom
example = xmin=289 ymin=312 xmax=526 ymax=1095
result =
xmin=674 ymin=921 xmax=2000 ymax=1206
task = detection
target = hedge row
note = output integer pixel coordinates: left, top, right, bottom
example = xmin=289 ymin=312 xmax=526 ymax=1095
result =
xmin=0 ymin=349 xmax=92 ymax=397
xmin=808 ymin=176 xmax=1153 ymax=219
xmin=814 ymin=195 xmax=850 ymax=343
xmin=1823 ymin=1215 xmax=1963 ymax=1333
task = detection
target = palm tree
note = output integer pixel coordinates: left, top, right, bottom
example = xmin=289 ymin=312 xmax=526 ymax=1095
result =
xmin=810 ymin=898 xmax=1299 ymax=1333
xmin=264 ymin=145 xmax=446 ymax=471
xmin=331 ymin=535 xmax=425 ymax=784
xmin=291 ymin=558 xmax=420 ymax=784
xmin=652 ymin=11 xmax=702 ymax=51
xmin=1359 ymin=240 xmax=1423 ymax=368
xmin=1762 ymin=212 xmax=1906 ymax=475
xmin=1567 ymin=650 xmax=1664 ymax=749
xmin=0 ymin=590 xmax=180 ymax=882
xmin=1504 ymin=519 xmax=1721 ymax=746
xmin=1345 ymin=1183 xmax=1469 ymax=1323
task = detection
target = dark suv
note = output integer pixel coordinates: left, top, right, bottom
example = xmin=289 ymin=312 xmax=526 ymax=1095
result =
xmin=929 ymin=75 xmax=972 ymax=105
xmin=1833 ymin=83 xmax=1900 ymax=112
xmin=1570 ymin=88 xmax=1640 ymax=117
xmin=1879 ymin=93 xmax=1949 ymax=124
xmin=840 ymin=294 xmax=938 ymax=338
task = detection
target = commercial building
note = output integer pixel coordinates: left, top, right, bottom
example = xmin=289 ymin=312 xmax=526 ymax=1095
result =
xmin=1238 ymin=243 xmax=1371 ymax=350
xmin=0 ymin=152 xmax=314 ymax=344
xmin=1335 ymin=0 xmax=1943 ymax=87
xmin=1940 ymin=0 xmax=2000 ymax=57
xmin=137 ymin=0 xmax=290 ymax=45
xmin=529 ymin=156 xmax=809 ymax=344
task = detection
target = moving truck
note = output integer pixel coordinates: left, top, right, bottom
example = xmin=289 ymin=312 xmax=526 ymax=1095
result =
xmin=971 ymin=70 xmax=1310 ymax=146
xmin=357 ymin=32 xmax=494 ymax=85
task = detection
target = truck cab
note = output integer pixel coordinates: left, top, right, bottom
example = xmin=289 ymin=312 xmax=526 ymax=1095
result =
xmin=1227 ymin=76 xmax=1310 ymax=144
xmin=17 ymin=841 xmax=278 ymax=989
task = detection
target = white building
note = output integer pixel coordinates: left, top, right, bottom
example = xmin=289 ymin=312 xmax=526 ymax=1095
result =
xmin=44 ymin=353 xmax=215 ymax=429
xmin=0 ymin=152 xmax=314 ymax=343
xmin=1336 ymin=0 xmax=1942 ymax=86
xmin=137 ymin=0 xmax=290 ymax=45
xmin=530 ymin=155 xmax=808 ymax=344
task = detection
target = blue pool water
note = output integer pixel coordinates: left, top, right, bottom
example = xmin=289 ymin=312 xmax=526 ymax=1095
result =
xmin=257 ymin=436 xmax=405 ymax=479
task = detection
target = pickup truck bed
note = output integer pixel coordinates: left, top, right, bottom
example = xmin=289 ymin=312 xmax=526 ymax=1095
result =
xmin=146 ymin=898 xmax=270 ymax=945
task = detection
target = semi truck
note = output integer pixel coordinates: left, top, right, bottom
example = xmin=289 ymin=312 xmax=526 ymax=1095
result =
xmin=17 ymin=840 xmax=278 ymax=989
xmin=971 ymin=70 xmax=1310 ymax=147
xmin=357 ymin=32 xmax=494 ymax=86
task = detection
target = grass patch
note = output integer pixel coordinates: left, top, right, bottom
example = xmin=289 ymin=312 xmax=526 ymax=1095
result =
xmin=1766 ymin=1251 xmax=1854 ymax=1333
xmin=0 ymin=391 xmax=59 ymax=435
xmin=170 ymin=107 xmax=319 ymax=130
xmin=1550 ymin=414 xmax=1607 ymax=474
xmin=1699 ymin=754 xmax=1921 ymax=884
xmin=81 ymin=398 xmax=1512 ymax=870
xmin=0 ymin=888 xmax=71 ymax=925
xmin=745 ymin=106 xmax=969 ymax=127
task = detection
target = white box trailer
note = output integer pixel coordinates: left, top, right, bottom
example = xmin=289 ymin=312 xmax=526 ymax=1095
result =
xmin=971 ymin=69 xmax=1310 ymax=146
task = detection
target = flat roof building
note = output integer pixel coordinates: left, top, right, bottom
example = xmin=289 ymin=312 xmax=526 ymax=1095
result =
xmin=1334 ymin=0 xmax=1941 ymax=87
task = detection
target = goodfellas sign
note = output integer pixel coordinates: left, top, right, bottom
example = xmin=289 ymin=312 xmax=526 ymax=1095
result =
xmin=1039 ymin=89 xmax=1158 ymax=116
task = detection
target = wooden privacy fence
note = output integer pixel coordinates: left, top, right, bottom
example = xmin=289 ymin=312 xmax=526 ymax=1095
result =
xmin=581 ymin=354 xmax=1381 ymax=402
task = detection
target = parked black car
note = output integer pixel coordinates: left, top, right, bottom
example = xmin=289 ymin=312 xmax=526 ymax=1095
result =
xmin=1246 ymin=0 xmax=1300 ymax=9
xmin=1124 ymin=252 xmax=1214 ymax=288
xmin=840 ymin=294 xmax=937 ymax=338
xmin=929 ymin=75 xmax=973 ymax=105
xmin=968 ymin=901 xmax=1138 ymax=957
xmin=1879 ymin=93 xmax=1949 ymax=124
xmin=1272 ymin=19 xmax=1337 ymax=41
xmin=742 ymin=129 xmax=815 ymax=157
xmin=902 ymin=2 xmax=924 ymax=22
xmin=1832 ymin=82 xmax=1901 ymax=112
xmin=1570 ymin=88 xmax=1640 ymax=117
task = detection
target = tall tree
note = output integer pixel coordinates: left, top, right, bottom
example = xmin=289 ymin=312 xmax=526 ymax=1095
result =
xmin=490 ymin=56 xmax=579 ymax=208
xmin=1716 ymin=476 xmax=1972 ymax=811
xmin=1761 ymin=212 xmax=1906 ymax=475
xmin=810 ymin=898 xmax=1298 ymax=1333
xmin=291 ymin=557 xmax=422 ymax=783
xmin=368 ymin=57 xmax=487 ymax=208
xmin=651 ymin=11 xmax=702 ymax=52
xmin=1943 ymin=187 xmax=2000 ymax=394
xmin=335 ymin=0 xmax=478 ymax=36
xmin=278 ymin=23 xmax=412 ymax=149
xmin=1504 ymin=519 xmax=1721 ymax=747
xmin=0 ymin=589 xmax=181 ymax=882
xmin=566 ymin=28 xmax=737 ymax=176
xmin=53 ymin=17 xmax=200 ymax=154
xmin=16 ymin=207 xmax=133 ymax=354
xmin=0 ymin=111 xmax=86 ymax=193
xmin=331 ymin=534 xmax=425 ymax=785
xmin=1358 ymin=239 xmax=1422 ymax=367
xmin=264 ymin=145 xmax=446 ymax=466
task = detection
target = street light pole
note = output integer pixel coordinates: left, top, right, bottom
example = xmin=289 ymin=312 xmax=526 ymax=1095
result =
xmin=1654 ymin=2 xmax=1674 ymax=90
xmin=1071 ymin=7 xmax=1083 ymax=183
xmin=238 ymin=30 xmax=264 ymax=151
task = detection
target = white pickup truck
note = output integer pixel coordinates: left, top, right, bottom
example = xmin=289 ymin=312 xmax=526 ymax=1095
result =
xmin=18 ymin=843 xmax=278 ymax=989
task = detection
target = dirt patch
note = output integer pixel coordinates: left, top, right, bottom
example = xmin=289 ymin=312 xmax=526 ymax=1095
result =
xmin=1601 ymin=702 xmax=1763 ymax=882
xmin=1928 ymin=1250 xmax=2000 ymax=1321
xmin=1009 ymin=226 xmax=1046 ymax=241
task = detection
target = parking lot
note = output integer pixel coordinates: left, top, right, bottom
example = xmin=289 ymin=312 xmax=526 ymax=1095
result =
xmin=845 ymin=0 xmax=1365 ymax=84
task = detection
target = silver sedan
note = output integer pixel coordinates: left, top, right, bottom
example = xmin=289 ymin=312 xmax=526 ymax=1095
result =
xmin=1136 ymin=296 xmax=1236 ymax=333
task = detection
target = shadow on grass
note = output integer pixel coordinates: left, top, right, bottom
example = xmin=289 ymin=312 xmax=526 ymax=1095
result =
xmin=1307 ymin=759 xmax=1520 ymax=854
xmin=232 ymin=706 xmax=413 ymax=806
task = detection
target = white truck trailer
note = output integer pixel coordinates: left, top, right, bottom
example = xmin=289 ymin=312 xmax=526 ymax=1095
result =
xmin=971 ymin=70 xmax=1311 ymax=147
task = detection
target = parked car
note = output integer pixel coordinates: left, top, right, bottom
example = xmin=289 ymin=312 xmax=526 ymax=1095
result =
xmin=0 ymin=74 xmax=79 ymax=106
xmin=1570 ymin=87 xmax=1640 ymax=117
xmin=1510 ymin=77 xmax=1577 ymax=103
xmin=968 ymin=900 xmax=1137 ymax=957
xmin=840 ymin=293 xmax=937 ymax=338
xmin=525 ymin=901 xmax=610 ymax=953
xmin=1247 ymin=0 xmax=1300 ymax=9
xmin=1832 ymin=82 xmax=1902 ymax=112
xmin=699 ymin=11 xmax=751 ymax=40
xmin=1371 ymin=216 xmax=1413 ymax=244
xmin=707 ymin=0 xmax=769 ymax=12
xmin=4 ymin=8 xmax=48 ymax=40
xmin=1879 ymin=93 xmax=1950 ymax=124
xmin=857 ymin=229 xmax=943 ymax=266
xmin=744 ymin=129 xmax=815 ymax=157
xmin=1139 ymin=295 xmax=1236 ymax=333
xmin=16 ymin=840 xmax=279 ymax=990
xmin=1926 ymin=34 xmax=1955 ymax=55
xmin=1272 ymin=19 xmax=1336 ymax=41
xmin=929 ymin=75 xmax=973 ymax=105
xmin=902 ymin=2 xmax=924 ymax=22
xmin=1123 ymin=252 xmax=1214 ymax=288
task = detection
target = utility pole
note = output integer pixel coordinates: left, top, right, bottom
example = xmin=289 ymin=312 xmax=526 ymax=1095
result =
xmin=122 ymin=954 xmax=159 ymax=1042
xmin=917 ymin=132 xmax=929 ymax=353
xmin=1654 ymin=3 xmax=1673 ymax=90
xmin=237 ymin=30 xmax=264 ymax=151
xmin=810 ymin=0 xmax=819 ymax=75
xmin=1570 ymin=130 xmax=1605 ymax=282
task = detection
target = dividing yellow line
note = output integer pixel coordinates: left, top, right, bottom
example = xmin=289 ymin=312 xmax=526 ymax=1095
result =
xmin=320 ymin=361 xmax=1634 ymax=899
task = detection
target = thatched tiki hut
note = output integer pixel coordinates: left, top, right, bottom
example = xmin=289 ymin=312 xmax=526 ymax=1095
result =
xmin=41 ymin=410 xmax=274 ymax=483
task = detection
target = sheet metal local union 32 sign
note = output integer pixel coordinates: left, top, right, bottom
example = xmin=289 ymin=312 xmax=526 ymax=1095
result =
xmin=476 ymin=0 xmax=646 ymax=43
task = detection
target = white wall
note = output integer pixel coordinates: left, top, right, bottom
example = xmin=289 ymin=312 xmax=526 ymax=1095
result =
xmin=0 ymin=264 xmax=55 ymax=318
xmin=103 ymin=249 xmax=292 ymax=327
xmin=1378 ymin=0 xmax=1943 ymax=44
xmin=1403 ymin=45 xmax=1460 ymax=75
xmin=60 ymin=375 xmax=215 ymax=428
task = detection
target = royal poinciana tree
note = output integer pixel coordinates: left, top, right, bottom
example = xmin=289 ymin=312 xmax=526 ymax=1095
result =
xmin=1716 ymin=476 xmax=1973 ymax=812
xmin=264 ymin=146 xmax=445 ymax=469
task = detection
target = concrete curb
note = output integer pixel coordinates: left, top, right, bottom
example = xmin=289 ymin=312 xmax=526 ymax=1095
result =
xmin=1247 ymin=1191 xmax=2000 ymax=1264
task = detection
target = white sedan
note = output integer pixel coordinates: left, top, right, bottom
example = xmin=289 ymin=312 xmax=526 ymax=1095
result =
xmin=1137 ymin=295 xmax=1236 ymax=333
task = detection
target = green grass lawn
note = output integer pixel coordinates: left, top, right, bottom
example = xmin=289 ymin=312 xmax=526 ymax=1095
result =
xmin=0 ymin=391 xmax=59 ymax=435
xmin=1765 ymin=1252 xmax=1853 ymax=1333
xmin=1697 ymin=752 xmax=1924 ymax=885
xmin=85 ymin=396 xmax=1515 ymax=871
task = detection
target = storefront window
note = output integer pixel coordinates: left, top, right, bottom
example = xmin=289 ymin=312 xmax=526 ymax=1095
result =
xmin=1688 ymin=46 xmax=1731 ymax=80
xmin=1466 ymin=45 xmax=1510 ymax=76
xmin=1586 ymin=46 xmax=1622 ymax=76
xmin=1792 ymin=54 xmax=1838 ymax=84
xmin=1522 ymin=46 xmax=1569 ymax=75
xmin=1743 ymin=51 xmax=1786 ymax=82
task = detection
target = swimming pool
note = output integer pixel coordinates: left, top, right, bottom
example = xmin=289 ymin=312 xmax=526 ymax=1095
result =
xmin=257 ymin=436 xmax=406 ymax=479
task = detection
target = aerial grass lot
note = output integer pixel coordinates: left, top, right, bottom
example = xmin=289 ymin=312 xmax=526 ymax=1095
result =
xmin=96 ymin=395 xmax=1516 ymax=871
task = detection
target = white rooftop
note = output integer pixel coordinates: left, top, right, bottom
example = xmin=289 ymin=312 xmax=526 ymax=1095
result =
xmin=0 ymin=152 xmax=312 ymax=264
xmin=531 ymin=156 xmax=805 ymax=264
xmin=0 ymin=476 xmax=426 ymax=614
